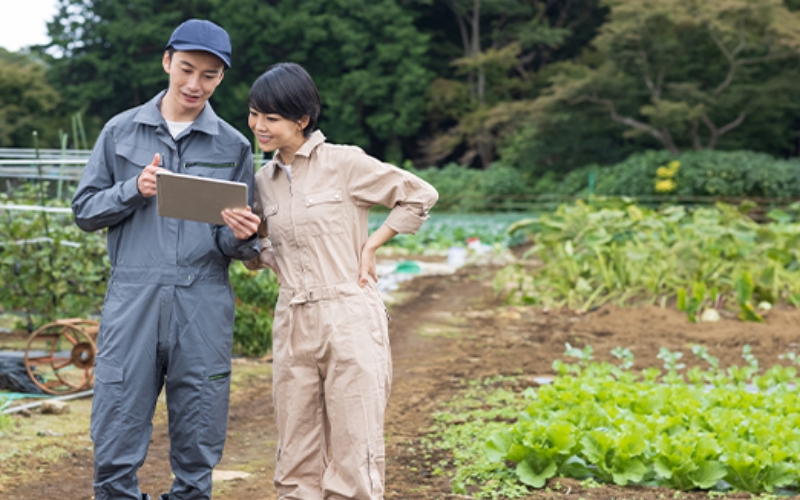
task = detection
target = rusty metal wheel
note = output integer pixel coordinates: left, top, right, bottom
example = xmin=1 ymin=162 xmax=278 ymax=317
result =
xmin=23 ymin=319 xmax=99 ymax=395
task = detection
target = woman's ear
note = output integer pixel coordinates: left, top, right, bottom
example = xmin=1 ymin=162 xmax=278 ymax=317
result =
xmin=298 ymin=116 xmax=311 ymax=131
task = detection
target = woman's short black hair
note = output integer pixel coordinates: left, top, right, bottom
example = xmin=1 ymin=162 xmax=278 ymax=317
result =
xmin=248 ymin=62 xmax=321 ymax=137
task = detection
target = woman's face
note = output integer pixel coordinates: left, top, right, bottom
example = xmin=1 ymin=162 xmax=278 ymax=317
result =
xmin=248 ymin=109 xmax=307 ymax=156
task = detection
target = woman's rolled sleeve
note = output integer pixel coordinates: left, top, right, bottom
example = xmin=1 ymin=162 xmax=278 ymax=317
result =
xmin=383 ymin=185 xmax=437 ymax=234
xmin=347 ymin=148 xmax=438 ymax=235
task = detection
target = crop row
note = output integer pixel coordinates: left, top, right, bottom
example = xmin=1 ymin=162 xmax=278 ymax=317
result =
xmin=426 ymin=346 xmax=800 ymax=498
xmin=369 ymin=212 xmax=528 ymax=255
xmin=496 ymin=198 xmax=800 ymax=321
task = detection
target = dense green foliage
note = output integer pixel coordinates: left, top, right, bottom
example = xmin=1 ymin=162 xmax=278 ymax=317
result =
xmin=36 ymin=0 xmax=608 ymax=165
xmin=0 ymin=188 xmax=279 ymax=355
xmin=408 ymin=163 xmax=532 ymax=212
xmin=0 ymin=49 xmax=66 ymax=148
xmin=5 ymin=0 xmax=799 ymax=175
xmin=228 ymin=261 xmax=279 ymax=357
xmin=427 ymin=346 xmax=800 ymax=497
xmin=43 ymin=0 xmax=431 ymax=160
xmin=539 ymin=150 xmax=800 ymax=198
xmin=413 ymin=0 xmax=607 ymax=167
xmin=212 ymin=0 xmax=431 ymax=161
xmin=497 ymin=199 xmax=800 ymax=317
xmin=0 ymin=184 xmax=108 ymax=330
xmin=520 ymin=0 xmax=800 ymax=172
xmin=404 ymin=149 xmax=800 ymax=205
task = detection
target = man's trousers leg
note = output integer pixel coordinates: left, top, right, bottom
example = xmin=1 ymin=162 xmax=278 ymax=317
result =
xmin=92 ymin=283 xmax=166 ymax=500
xmin=164 ymin=283 xmax=236 ymax=500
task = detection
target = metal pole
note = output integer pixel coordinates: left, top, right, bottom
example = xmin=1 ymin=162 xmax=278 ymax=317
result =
xmin=2 ymin=389 xmax=95 ymax=415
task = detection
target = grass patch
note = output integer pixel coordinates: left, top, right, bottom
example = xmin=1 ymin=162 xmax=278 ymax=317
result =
xmin=417 ymin=376 xmax=533 ymax=499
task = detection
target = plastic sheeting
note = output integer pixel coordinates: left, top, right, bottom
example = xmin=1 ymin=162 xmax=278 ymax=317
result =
xmin=0 ymin=353 xmax=44 ymax=394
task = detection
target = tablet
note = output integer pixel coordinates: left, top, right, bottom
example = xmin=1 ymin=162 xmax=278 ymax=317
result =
xmin=156 ymin=171 xmax=248 ymax=225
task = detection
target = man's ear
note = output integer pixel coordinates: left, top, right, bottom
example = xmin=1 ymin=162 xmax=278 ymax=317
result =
xmin=299 ymin=115 xmax=310 ymax=130
xmin=162 ymin=51 xmax=172 ymax=74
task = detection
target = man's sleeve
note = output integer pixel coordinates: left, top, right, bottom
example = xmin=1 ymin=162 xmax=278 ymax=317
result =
xmin=71 ymin=125 xmax=146 ymax=232
xmin=214 ymin=144 xmax=260 ymax=260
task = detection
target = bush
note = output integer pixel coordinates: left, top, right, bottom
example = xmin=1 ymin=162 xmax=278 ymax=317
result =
xmin=670 ymin=150 xmax=800 ymax=198
xmin=0 ymin=185 xmax=108 ymax=330
xmin=0 ymin=184 xmax=280 ymax=356
xmin=229 ymin=262 xmax=279 ymax=357
xmin=557 ymin=150 xmax=800 ymax=199
xmin=409 ymin=162 xmax=533 ymax=212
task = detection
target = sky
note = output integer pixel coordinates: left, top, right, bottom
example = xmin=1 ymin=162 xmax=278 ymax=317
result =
xmin=0 ymin=0 xmax=60 ymax=52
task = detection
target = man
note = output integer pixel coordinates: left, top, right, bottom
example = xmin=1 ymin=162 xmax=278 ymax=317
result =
xmin=72 ymin=19 xmax=260 ymax=500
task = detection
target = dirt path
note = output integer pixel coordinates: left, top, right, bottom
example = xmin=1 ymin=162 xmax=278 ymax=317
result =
xmin=4 ymin=263 xmax=800 ymax=499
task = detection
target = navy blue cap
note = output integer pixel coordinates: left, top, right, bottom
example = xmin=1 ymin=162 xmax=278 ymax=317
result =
xmin=166 ymin=19 xmax=232 ymax=68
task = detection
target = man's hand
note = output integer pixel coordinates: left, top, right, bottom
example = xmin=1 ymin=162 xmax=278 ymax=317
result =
xmin=137 ymin=153 xmax=169 ymax=198
xmin=222 ymin=207 xmax=261 ymax=240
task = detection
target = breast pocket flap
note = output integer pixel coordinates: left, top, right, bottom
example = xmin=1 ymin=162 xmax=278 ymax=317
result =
xmin=306 ymin=189 xmax=343 ymax=208
xmin=115 ymin=143 xmax=153 ymax=169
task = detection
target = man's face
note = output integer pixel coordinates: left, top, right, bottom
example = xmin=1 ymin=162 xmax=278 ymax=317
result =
xmin=162 ymin=50 xmax=225 ymax=118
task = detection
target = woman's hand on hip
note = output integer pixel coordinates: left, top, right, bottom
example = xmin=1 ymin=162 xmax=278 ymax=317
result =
xmin=359 ymin=245 xmax=378 ymax=288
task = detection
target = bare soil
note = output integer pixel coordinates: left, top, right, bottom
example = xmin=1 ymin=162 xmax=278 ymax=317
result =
xmin=3 ymin=263 xmax=800 ymax=499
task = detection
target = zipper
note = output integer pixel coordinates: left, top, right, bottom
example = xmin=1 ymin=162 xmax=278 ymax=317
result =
xmin=183 ymin=161 xmax=236 ymax=169
xmin=208 ymin=371 xmax=231 ymax=381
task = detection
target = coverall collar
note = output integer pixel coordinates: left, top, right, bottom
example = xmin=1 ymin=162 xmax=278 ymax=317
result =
xmin=133 ymin=90 xmax=221 ymax=136
xmin=268 ymin=130 xmax=326 ymax=179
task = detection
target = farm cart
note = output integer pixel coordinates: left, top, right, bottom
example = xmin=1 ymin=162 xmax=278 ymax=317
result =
xmin=23 ymin=318 xmax=99 ymax=395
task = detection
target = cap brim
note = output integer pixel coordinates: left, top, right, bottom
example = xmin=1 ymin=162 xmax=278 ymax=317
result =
xmin=168 ymin=43 xmax=231 ymax=68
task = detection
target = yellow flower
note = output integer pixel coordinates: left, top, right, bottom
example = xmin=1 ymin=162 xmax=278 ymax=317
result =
xmin=655 ymin=179 xmax=676 ymax=193
xmin=656 ymin=166 xmax=674 ymax=178
xmin=668 ymin=161 xmax=680 ymax=172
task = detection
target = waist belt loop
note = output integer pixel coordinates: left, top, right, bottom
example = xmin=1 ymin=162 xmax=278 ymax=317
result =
xmin=280 ymin=282 xmax=368 ymax=305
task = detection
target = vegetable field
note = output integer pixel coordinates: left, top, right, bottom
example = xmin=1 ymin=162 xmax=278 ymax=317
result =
xmin=432 ymin=344 xmax=800 ymax=497
xmin=4 ymin=195 xmax=800 ymax=499
xmin=497 ymin=199 xmax=800 ymax=320
xmin=370 ymin=212 xmax=530 ymax=255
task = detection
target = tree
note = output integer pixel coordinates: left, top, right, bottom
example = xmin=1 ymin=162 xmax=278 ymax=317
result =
xmin=210 ymin=0 xmax=432 ymax=161
xmin=44 ymin=0 xmax=431 ymax=161
xmin=46 ymin=0 xmax=213 ymax=126
xmin=532 ymin=0 xmax=800 ymax=156
xmin=0 ymin=48 xmax=64 ymax=147
xmin=419 ymin=0 xmax=606 ymax=168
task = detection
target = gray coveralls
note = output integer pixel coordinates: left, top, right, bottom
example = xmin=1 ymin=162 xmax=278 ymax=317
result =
xmin=245 ymin=131 xmax=438 ymax=499
xmin=72 ymin=91 xmax=258 ymax=500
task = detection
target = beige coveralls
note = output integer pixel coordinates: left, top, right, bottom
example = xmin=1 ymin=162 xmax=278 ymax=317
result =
xmin=246 ymin=130 xmax=438 ymax=499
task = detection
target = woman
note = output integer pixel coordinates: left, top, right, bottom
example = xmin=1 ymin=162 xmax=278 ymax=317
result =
xmin=243 ymin=63 xmax=438 ymax=499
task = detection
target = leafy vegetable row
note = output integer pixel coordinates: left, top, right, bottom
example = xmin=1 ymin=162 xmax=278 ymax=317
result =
xmin=426 ymin=345 xmax=800 ymax=498
xmin=497 ymin=198 xmax=800 ymax=320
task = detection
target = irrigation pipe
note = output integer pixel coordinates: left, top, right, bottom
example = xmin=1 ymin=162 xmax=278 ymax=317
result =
xmin=2 ymin=389 xmax=94 ymax=415
xmin=0 ymin=159 xmax=87 ymax=165
xmin=0 ymin=237 xmax=81 ymax=248
xmin=0 ymin=204 xmax=73 ymax=214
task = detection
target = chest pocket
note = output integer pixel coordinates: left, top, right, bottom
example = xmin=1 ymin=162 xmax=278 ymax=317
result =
xmin=115 ymin=143 xmax=153 ymax=179
xmin=183 ymin=160 xmax=237 ymax=180
xmin=303 ymin=188 xmax=345 ymax=236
